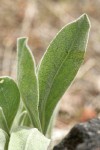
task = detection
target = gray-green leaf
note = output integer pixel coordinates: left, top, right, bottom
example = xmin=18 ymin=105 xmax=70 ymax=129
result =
xmin=38 ymin=14 xmax=90 ymax=133
xmin=0 ymin=77 xmax=20 ymax=129
xmin=8 ymin=128 xmax=50 ymax=150
xmin=17 ymin=38 xmax=41 ymax=131
xmin=0 ymin=129 xmax=9 ymax=150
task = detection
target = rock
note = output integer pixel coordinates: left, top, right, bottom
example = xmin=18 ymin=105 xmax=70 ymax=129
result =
xmin=53 ymin=118 xmax=100 ymax=150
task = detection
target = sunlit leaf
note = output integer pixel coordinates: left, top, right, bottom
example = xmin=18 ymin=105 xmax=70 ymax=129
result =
xmin=8 ymin=128 xmax=50 ymax=150
xmin=38 ymin=14 xmax=90 ymax=133
xmin=0 ymin=129 xmax=9 ymax=150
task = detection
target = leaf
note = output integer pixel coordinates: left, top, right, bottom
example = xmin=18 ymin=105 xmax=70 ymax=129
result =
xmin=38 ymin=14 xmax=90 ymax=133
xmin=17 ymin=38 xmax=41 ymax=131
xmin=0 ymin=77 xmax=20 ymax=129
xmin=0 ymin=129 xmax=9 ymax=150
xmin=0 ymin=107 xmax=9 ymax=134
xmin=8 ymin=128 xmax=50 ymax=150
xmin=11 ymin=101 xmax=24 ymax=131
xmin=22 ymin=112 xmax=32 ymax=127
xmin=18 ymin=111 xmax=32 ymax=127
xmin=46 ymin=104 xmax=59 ymax=138
xmin=17 ymin=111 xmax=27 ymax=126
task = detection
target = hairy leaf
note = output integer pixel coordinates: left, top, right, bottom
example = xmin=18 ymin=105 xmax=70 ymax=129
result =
xmin=17 ymin=38 xmax=41 ymax=131
xmin=0 ymin=77 xmax=20 ymax=129
xmin=8 ymin=128 xmax=50 ymax=150
xmin=38 ymin=14 xmax=90 ymax=133
xmin=0 ymin=129 xmax=9 ymax=150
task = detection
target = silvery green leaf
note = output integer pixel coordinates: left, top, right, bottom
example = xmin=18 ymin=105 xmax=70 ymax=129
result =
xmin=0 ymin=77 xmax=20 ymax=129
xmin=38 ymin=14 xmax=90 ymax=133
xmin=8 ymin=128 xmax=50 ymax=150
xmin=17 ymin=38 xmax=41 ymax=131
xmin=0 ymin=129 xmax=9 ymax=150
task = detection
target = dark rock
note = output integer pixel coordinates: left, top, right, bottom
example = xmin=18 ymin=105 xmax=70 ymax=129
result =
xmin=53 ymin=118 xmax=100 ymax=150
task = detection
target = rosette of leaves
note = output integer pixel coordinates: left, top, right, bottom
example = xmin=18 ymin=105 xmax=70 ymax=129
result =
xmin=0 ymin=14 xmax=90 ymax=149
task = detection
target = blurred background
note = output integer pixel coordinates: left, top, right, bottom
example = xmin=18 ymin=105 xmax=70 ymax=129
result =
xmin=0 ymin=0 xmax=100 ymax=145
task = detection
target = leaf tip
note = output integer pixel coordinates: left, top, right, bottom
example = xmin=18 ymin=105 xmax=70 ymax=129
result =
xmin=17 ymin=37 xmax=28 ymax=51
xmin=79 ymin=13 xmax=91 ymax=29
xmin=17 ymin=37 xmax=28 ymax=43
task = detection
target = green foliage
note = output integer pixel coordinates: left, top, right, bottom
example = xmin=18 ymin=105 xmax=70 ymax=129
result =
xmin=17 ymin=38 xmax=41 ymax=131
xmin=0 ymin=77 xmax=20 ymax=129
xmin=0 ymin=107 xmax=9 ymax=134
xmin=8 ymin=128 xmax=50 ymax=150
xmin=0 ymin=14 xmax=90 ymax=149
xmin=0 ymin=129 xmax=9 ymax=150
xmin=38 ymin=14 xmax=90 ymax=133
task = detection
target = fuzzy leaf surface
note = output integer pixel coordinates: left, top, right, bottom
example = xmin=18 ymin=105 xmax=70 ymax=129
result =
xmin=17 ymin=38 xmax=41 ymax=131
xmin=18 ymin=111 xmax=31 ymax=127
xmin=0 ymin=77 xmax=20 ymax=129
xmin=38 ymin=14 xmax=90 ymax=133
xmin=0 ymin=129 xmax=9 ymax=150
xmin=8 ymin=128 xmax=50 ymax=150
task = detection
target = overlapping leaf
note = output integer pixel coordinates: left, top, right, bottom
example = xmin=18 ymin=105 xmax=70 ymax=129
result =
xmin=0 ymin=129 xmax=9 ymax=150
xmin=8 ymin=128 xmax=50 ymax=150
xmin=17 ymin=38 xmax=41 ymax=131
xmin=0 ymin=77 xmax=20 ymax=129
xmin=0 ymin=107 xmax=9 ymax=134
